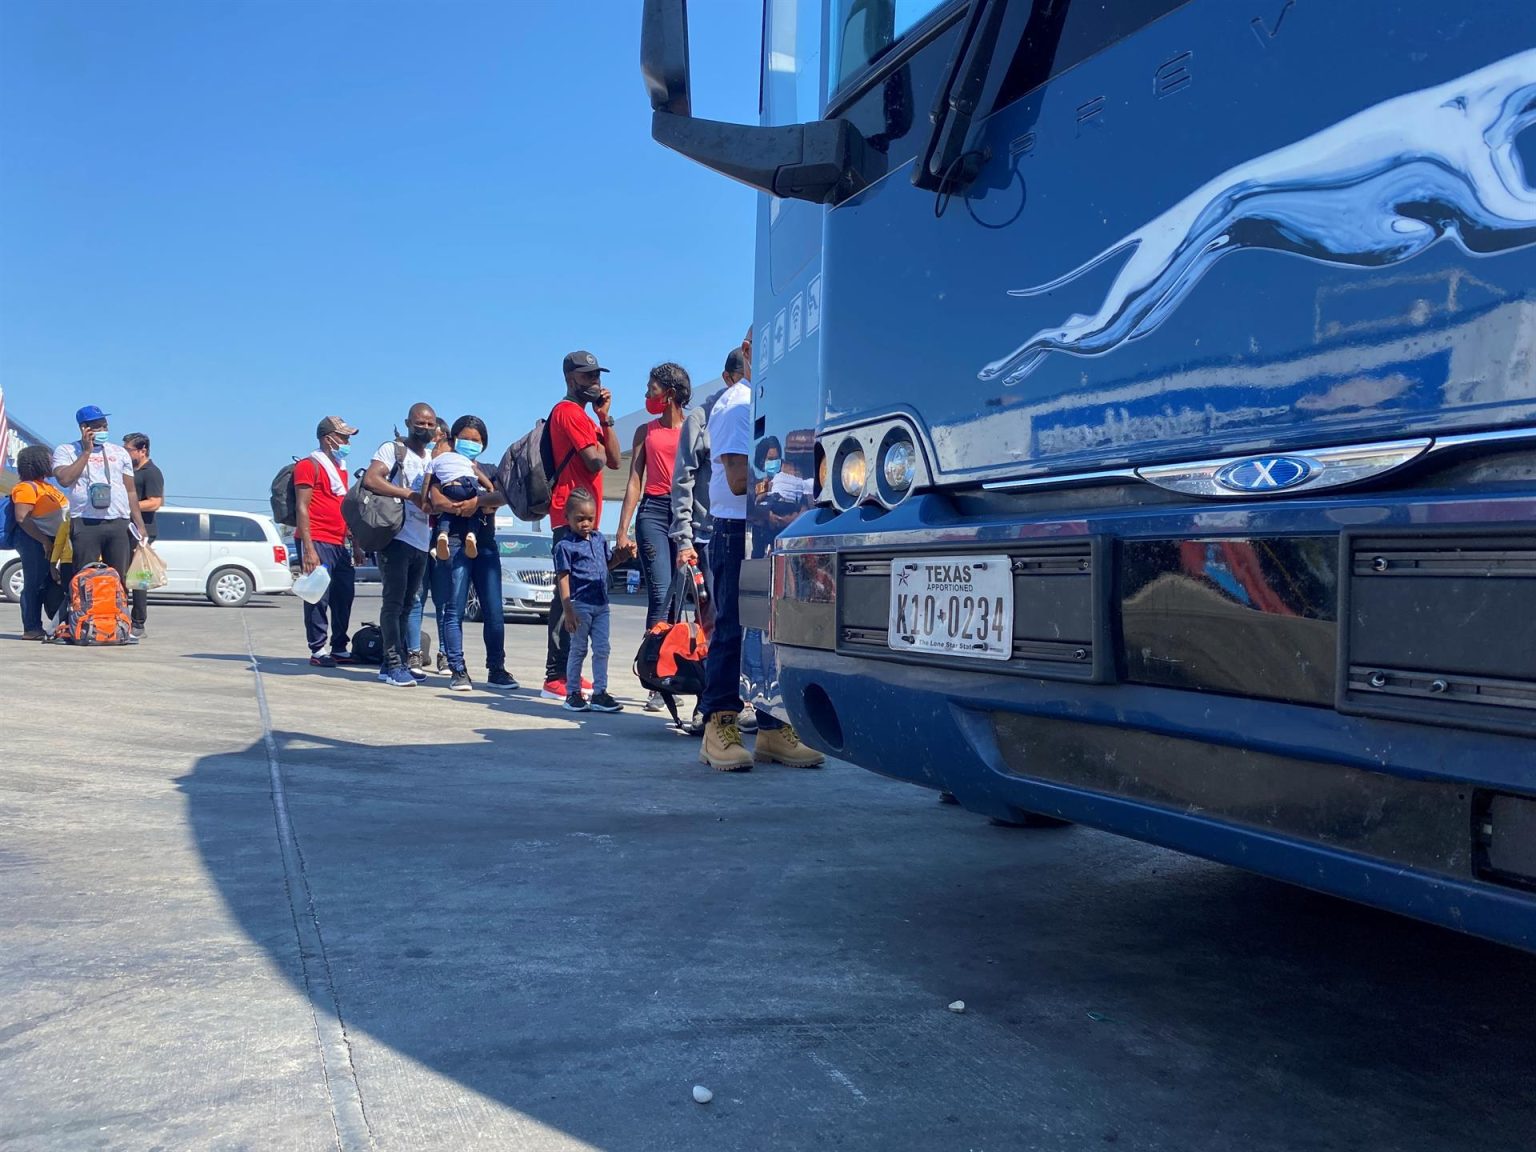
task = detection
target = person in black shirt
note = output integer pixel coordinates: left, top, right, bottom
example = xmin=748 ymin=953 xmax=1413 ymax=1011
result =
xmin=123 ymin=432 xmax=164 ymax=638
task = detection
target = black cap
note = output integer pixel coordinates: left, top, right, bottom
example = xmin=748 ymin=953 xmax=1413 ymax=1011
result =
xmin=562 ymin=350 xmax=609 ymax=376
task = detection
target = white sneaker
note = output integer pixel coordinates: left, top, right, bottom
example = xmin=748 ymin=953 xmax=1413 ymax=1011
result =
xmin=644 ymin=690 xmax=664 ymax=713
xmin=738 ymin=704 xmax=758 ymax=733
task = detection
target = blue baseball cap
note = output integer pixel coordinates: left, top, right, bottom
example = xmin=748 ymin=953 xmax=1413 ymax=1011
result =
xmin=75 ymin=405 xmax=110 ymax=424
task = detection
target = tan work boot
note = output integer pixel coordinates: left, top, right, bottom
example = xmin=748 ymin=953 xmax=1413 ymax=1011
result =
xmin=700 ymin=712 xmax=753 ymax=772
xmin=753 ymin=723 xmax=825 ymax=768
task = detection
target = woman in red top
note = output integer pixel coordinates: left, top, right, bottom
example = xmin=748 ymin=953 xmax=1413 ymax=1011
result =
xmin=616 ymin=362 xmax=692 ymax=705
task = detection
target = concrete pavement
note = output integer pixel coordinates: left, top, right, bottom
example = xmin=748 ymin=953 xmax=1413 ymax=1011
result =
xmin=2 ymin=591 xmax=1535 ymax=1151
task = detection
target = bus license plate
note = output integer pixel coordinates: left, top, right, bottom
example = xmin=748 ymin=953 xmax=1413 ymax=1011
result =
xmin=888 ymin=555 xmax=1014 ymax=661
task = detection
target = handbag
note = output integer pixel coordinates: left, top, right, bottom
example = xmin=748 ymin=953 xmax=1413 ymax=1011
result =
xmin=126 ymin=542 xmax=169 ymax=590
xmin=342 ymin=443 xmax=407 ymax=552
xmin=633 ymin=565 xmax=710 ymax=728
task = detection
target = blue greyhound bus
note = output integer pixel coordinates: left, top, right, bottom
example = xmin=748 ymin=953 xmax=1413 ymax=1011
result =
xmin=643 ymin=1 xmax=1536 ymax=951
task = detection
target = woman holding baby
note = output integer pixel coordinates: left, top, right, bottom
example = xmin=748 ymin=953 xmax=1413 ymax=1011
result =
xmin=425 ymin=414 xmax=518 ymax=693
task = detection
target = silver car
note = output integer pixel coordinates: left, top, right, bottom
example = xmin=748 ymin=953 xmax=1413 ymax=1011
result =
xmin=464 ymin=532 xmax=556 ymax=623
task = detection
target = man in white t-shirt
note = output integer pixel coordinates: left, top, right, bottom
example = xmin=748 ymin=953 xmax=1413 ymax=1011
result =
xmin=362 ymin=403 xmax=436 ymax=687
xmin=51 ymin=404 xmax=149 ymax=591
xmin=696 ymin=343 xmax=823 ymax=771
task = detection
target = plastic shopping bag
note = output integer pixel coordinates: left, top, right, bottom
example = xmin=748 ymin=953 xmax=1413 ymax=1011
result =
xmin=127 ymin=542 xmax=169 ymax=591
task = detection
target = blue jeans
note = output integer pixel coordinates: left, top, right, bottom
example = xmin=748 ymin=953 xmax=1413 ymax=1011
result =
xmin=17 ymin=530 xmax=52 ymax=633
xmin=545 ymin=526 xmax=573 ymax=682
xmin=405 ymin=556 xmax=437 ymax=655
xmin=435 ymin=478 xmax=483 ymax=541
xmin=302 ymin=542 xmax=355 ymax=655
xmin=700 ymin=521 xmax=783 ymax=729
xmin=378 ymin=539 xmax=428 ymax=670
xmin=566 ymin=602 xmax=611 ymax=694
xmin=434 ymin=535 xmax=507 ymax=674
xmin=636 ymin=494 xmax=675 ymax=630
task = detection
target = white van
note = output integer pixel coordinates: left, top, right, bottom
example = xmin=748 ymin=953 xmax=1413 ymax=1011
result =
xmin=0 ymin=505 xmax=293 ymax=608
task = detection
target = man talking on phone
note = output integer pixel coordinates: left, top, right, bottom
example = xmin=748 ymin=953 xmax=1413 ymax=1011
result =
xmin=540 ymin=351 xmax=622 ymax=700
xmin=51 ymin=405 xmax=148 ymax=590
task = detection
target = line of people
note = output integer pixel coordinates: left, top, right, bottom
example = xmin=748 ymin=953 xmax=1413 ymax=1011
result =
xmin=294 ymin=333 xmax=822 ymax=769
xmin=9 ymin=406 xmax=165 ymax=641
xmin=294 ymin=409 xmax=516 ymax=692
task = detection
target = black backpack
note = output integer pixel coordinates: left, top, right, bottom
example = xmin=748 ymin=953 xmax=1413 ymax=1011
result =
xmin=634 ymin=566 xmax=710 ymax=728
xmin=352 ymin=622 xmax=385 ymax=664
xmin=496 ymin=408 xmax=583 ymax=522
xmin=342 ymin=443 xmax=406 ymax=552
xmin=270 ymin=459 xmax=300 ymax=527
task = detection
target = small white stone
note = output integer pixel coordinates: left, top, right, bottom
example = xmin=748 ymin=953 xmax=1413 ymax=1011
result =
xmin=692 ymin=1085 xmax=713 ymax=1104
xmin=948 ymin=1000 xmax=966 ymax=1013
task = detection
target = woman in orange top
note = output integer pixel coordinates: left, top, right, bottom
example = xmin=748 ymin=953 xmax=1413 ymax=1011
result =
xmin=10 ymin=445 xmax=71 ymax=639
xmin=616 ymin=362 xmax=691 ymax=709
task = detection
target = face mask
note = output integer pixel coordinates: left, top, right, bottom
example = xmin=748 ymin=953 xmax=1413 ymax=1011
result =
xmin=331 ymin=444 xmax=351 ymax=462
xmin=765 ymin=458 xmax=783 ymax=476
xmin=645 ymin=394 xmax=667 ymax=415
xmin=455 ymin=439 xmax=484 ymax=460
xmin=410 ymin=426 xmax=435 ymax=446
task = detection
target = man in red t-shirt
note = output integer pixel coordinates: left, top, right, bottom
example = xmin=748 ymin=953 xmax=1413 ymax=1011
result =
xmin=542 ymin=350 xmax=621 ymax=698
xmin=295 ymin=415 xmax=361 ymax=668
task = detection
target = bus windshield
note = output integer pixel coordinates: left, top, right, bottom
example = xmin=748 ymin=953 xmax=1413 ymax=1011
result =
xmin=829 ymin=0 xmax=954 ymax=90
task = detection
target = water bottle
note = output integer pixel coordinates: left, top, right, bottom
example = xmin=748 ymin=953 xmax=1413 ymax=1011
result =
xmin=292 ymin=565 xmax=332 ymax=605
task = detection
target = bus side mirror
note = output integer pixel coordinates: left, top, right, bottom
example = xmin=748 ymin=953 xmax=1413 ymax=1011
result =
xmin=641 ymin=0 xmax=692 ymax=116
xmin=639 ymin=0 xmax=872 ymax=205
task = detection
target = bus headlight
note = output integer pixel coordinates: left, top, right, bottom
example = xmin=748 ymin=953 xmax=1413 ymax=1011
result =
xmin=837 ymin=443 xmax=867 ymax=505
xmin=817 ymin=419 xmax=929 ymax=510
xmin=880 ymin=437 xmax=916 ymax=493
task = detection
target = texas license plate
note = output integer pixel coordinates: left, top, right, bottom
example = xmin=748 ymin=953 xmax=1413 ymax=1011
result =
xmin=888 ymin=555 xmax=1014 ymax=660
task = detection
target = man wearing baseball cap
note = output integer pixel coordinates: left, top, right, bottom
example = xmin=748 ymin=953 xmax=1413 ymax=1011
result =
xmin=295 ymin=415 xmax=361 ymax=667
xmin=541 ymin=350 xmax=622 ymax=699
xmin=51 ymin=405 xmax=149 ymax=596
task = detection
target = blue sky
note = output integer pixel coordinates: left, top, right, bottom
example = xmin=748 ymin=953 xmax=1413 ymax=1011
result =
xmin=0 ymin=0 xmax=761 ymax=516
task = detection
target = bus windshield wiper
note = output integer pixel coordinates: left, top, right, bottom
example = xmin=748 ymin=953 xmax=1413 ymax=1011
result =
xmin=913 ymin=0 xmax=1036 ymax=194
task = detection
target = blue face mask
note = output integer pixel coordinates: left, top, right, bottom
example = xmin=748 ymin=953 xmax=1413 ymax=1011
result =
xmin=331 ymin=444 xmax=351 ymax=462
xmin=764 ymin=458 xmax=783 ymax=476
xmin=456 ymin=439 xmax=484 ymax=461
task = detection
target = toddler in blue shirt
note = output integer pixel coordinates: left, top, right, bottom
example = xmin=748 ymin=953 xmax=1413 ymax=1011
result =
xmin=554 ymin=488 xmax=636 ymax=713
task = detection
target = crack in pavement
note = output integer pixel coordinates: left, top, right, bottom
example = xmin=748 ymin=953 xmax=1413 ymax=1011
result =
xmin=244 ymin=615 xmax=375 ymax=1152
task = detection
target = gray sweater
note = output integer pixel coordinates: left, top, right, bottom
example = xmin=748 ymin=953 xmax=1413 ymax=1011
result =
xmin=669 ymin=382 xmax=727 ymax=550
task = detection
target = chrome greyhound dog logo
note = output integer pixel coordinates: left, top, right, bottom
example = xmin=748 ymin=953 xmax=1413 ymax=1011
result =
xmin=980 ymin=49 xmax=1536 ymax=385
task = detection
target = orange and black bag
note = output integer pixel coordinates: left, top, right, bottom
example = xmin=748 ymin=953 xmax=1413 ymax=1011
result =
xmin=634 ymin=565 xmax=710 ymax=728
xmin=56 ymin=562 xmax=133 ymax=645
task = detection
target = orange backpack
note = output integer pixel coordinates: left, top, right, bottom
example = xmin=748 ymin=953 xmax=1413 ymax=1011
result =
xmin=57 ymin=563 xmax=133 ymax=645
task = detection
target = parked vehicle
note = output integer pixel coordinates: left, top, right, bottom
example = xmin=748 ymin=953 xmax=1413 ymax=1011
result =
xmin=463 ymin=532 xmax=557 ymax=623
xmin=3 ymin=505 xmax=294 ymax=608
xmin=643 ymin=1 xmax=1536 ymax=952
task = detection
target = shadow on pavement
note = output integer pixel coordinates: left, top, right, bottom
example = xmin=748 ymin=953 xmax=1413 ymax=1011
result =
xmin=181 ymin=653 xmax=691 ymax=737
xmin=176 ymin=722 xmax=1536 ymax=1152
